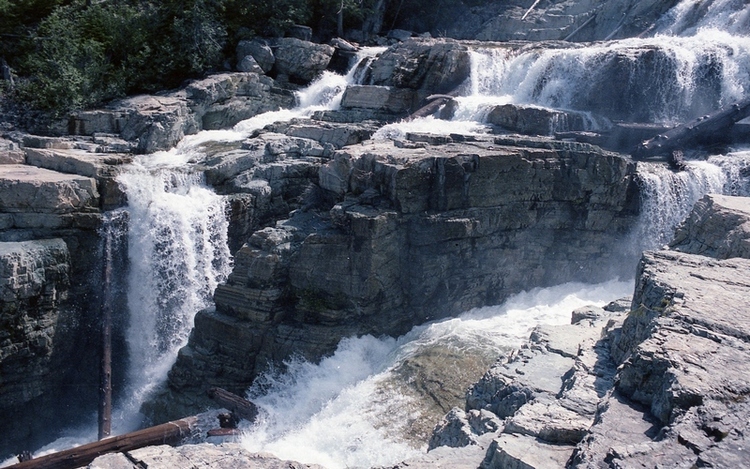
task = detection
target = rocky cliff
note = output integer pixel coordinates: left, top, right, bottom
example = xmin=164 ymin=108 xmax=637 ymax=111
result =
xmin=77 ymin=194 xmax=750 ymax=469
xmin=153 ymin=131 xmax=640 ymax=420
xmin=1 ymin=0 xmax=747 ymax=463
xmin=411 ymin=193 xmax=750 ymax=468
xmin=0 ymin=63 xmax=299 ymax=457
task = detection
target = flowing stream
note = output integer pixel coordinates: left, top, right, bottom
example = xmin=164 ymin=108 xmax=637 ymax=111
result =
xmin=6 ymin=0 xmax=750 ymax=465
xmin=236 ymin=2 xmax=750 ymax=467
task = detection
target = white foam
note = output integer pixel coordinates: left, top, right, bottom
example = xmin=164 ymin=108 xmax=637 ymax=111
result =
xmin=240 ymin=279 xmax=632 ymax=469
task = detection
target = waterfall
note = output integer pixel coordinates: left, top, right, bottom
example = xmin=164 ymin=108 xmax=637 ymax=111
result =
xmin=457 ymin=32 xmax=750 ymax=124
xmin=636 ymin=151 xmax=750 ymax=250
xmin=105 ymin=47 xmax=387 ymax=430
xmin=239 ymin=5 xmax=750 ymax=464
xmin=116 ymin=156 xmax=232 ymax=427
xmin=656 ymin=0 xmax=750 ymax=36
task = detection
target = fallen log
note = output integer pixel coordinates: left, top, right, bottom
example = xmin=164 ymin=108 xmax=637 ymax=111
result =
xmin=7 ymin=416 xmax=199 ymax=469
xmin=406 ymin=92 xmax=460 ymax=121
xmin=207 ymin=387 xmax=259 ymax=423
xmin=632 ymin=98 xmax=750 ymax=159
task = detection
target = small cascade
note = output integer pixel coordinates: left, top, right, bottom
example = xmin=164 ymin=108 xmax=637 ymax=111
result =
xmin=459 ymin=33 xmax=750 ymax=124
xmin=656 ymin=0 xmax=750 ymax=36
xmin=635 ymin=151 xmax=750 ymax=250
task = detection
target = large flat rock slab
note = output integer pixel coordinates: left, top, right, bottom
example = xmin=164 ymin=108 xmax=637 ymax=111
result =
xmin=0 ymin=164 xmax=99 ymax=213
xmin=86 ymin=443 xmax=326 ymax=469
xmin=24 ymin=148 xmax=131 ymax=179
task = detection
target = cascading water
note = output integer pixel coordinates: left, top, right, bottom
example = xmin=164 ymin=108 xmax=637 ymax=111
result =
xmin=635 ymin=152 xmax=750 ymax=249
xmin=110 ymin=47 xmax=386 ymax=430
xmin=239 ymin=2 xmax=750 ymax=468
xmin=239 ymin=280 xmax=632 ymax=469
xmin=454 ymin=32 xmax=750 ymax=125
xmin=10 ymin=1 xmax=750 ymax=466
xmin=115 ymin=155 xmax=232 ymax=427
xmin=0 ymin=49 xmax=390 ymax=463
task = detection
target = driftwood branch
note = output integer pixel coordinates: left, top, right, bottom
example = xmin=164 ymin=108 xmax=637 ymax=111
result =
xmin=7 ymin=416 xmax=199 ymax=469
xmin=207 ymin=387 xmax=259 ymax=423
xmin=632 ymin=98 xmax=750 ymax=159
xmin=407 ymin=90 xmax=461 ymax=121
xmin=522 ymin=0 xmax=542 ymax=20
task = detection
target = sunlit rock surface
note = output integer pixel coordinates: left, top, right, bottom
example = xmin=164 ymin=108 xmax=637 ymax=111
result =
xmin=70 ymin=72 xmax=296 ymax=153
xmin=670 ymin=193 xmax=750 ymax=259
xmin=86 ymin=443 xmax=326 ymax=469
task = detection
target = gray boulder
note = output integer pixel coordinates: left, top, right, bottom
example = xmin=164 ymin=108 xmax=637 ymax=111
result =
xmin=0 ymin=138 xmax=25 ymax=164
xmin=340 ymin=85 xmax=417 ymax=114
xmin=271 ymin=38 xmax=335 ymax=84
xmin=481 ymin=434 xmax=575 ymax=469
xmin=237 ymin=55 xmax=263 ymax=73
xmin=484 ymin=104 xmax=604 ymax=136
xmin=236 ymin=39 xmax=275 ymax=73
xmin=366 ymin=38 xmax=471 ymax=97
xmin=0 ymin=164 xmax=99 ymax=215
xmin=670 ymin=194 xmax=750 ymax=259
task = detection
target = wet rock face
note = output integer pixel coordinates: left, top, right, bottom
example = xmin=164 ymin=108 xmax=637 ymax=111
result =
xmin=0 ymin=239 xmax=75 ymax=455
xmin=159 ymin=134 xmax=639 ymax=419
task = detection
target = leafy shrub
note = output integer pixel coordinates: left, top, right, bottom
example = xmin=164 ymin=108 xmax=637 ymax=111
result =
xmin=2 ymin=0 xmax=379 ymax=117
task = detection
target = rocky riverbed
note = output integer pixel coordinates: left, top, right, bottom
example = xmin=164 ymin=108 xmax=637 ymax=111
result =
xmin=74 ymin=193 xmax=750 ymax=468
xmin=2 ymin=0 xmax=750 ymax=466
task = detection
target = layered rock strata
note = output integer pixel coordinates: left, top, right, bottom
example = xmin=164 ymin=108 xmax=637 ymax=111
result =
xmin=158 ymin=133 xmax=639 ymax=419
xmin=0 ymin=239 xmax=73 ymax=454
xmin=418 ymin=194 xmax=750 ymax=468
xmin=69 ymin=73 xmax=296 ymax=154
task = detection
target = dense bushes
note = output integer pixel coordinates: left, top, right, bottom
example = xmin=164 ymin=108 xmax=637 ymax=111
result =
xmin=0 ymin=0 xmax=385 ymax=118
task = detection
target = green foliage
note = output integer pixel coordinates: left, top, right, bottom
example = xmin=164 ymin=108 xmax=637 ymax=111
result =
xmin=2 ymin=0 xmax=378 ymax=117
xmin=16 ymin=1 xmax=150 ymax=113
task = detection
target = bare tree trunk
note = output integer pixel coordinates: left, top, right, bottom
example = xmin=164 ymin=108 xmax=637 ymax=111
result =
xmin=338 ymin=0 xmax=345 ymax=37
xmin=362 ymin=0 xmax=387 ymax=37
xmin=207 ymin=387 xmax=259 ymax=423
xmin=8 ymin=417 xmax=199 ymax=469
xmin=98 ymin=233 xmax=113 ymax=440
xmin=633 ymin=98 xmax=750 ymax=159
